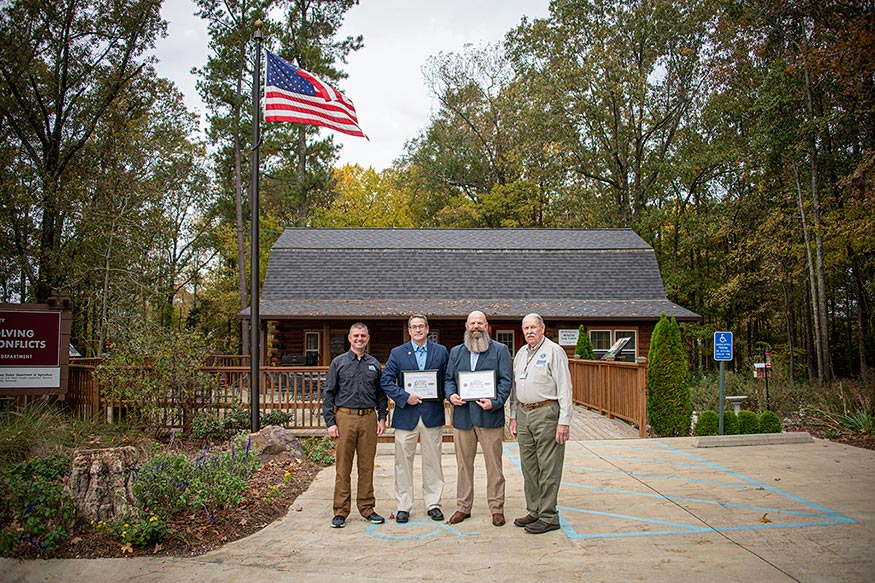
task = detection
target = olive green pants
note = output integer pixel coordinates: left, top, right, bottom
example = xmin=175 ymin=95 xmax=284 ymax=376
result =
xmin=516 ymin=402 xmax=565 ymax=525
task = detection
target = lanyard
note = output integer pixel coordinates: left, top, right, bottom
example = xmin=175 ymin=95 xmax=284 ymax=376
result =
xmin=523 ymin=339 xmax=546 ymax=374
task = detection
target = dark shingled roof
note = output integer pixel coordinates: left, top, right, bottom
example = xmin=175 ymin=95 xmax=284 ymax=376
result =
xmin=246 ymin=228 xmax=700 ymax=321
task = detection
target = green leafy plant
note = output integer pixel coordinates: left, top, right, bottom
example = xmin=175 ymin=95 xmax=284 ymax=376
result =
xmin=575 ymin=325 xmax=595 ymax=359
xmin=693 ymin=410 xmax=718 ymax=436
xmin=191 ymin=414 xmax=224 ymax=441
xmin=839 ymin=410 xmax=875 ymax=434
xmin=0 ymin=452 xmax=74 ymax=554
xmin=759 ymin=411 xmax=782 ymax=433
xmin=108 ymin=514 xmax=169 ymax=548
xmin=261 ymin=410 xmax=291 ymax=427
xmin=222 ymin=406 xmax=251 ymax=436
xmin=303 ymin=436 xmax=336 ymax=465
xmin=738 ymin=410 xmax=760 ymax=434
xmin=646 ymin=315 xmax=693 ymax=436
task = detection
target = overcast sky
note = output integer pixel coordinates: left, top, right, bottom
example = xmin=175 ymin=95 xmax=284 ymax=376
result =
xmin=151 ymin=0 xmax=551 ymax=171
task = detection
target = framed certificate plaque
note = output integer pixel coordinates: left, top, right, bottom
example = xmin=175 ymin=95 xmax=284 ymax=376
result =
xmin=402 ymin=369 xmax=439 ymax=400
xmin=458 ymin=370 xmax=496 ymax=401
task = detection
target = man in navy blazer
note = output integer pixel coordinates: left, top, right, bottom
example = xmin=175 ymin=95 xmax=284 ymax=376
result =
xmin=381 ymin=314 xmax=450 ymax=523
xmin=444 ymin=310 xmax=513 ymax=527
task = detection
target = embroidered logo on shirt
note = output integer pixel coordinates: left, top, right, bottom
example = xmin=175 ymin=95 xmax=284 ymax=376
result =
xmin=368 ymin=365 xmax=377 ymax=371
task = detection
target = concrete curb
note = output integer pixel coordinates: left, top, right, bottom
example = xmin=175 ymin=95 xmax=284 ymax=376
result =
xmin=692 ymin=431 xmax=813 ymax=447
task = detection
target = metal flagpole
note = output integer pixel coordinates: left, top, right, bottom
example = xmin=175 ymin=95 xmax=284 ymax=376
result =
xmin=249 ymin=20 xmax=263 ymax=433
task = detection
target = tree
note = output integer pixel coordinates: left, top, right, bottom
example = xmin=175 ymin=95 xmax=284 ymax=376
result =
xmin=309 ymin=165 xmax=413 ymax=228
xmin=506 ymin=0 xmax=714 ymax=230
xmin=646 ymin=315 xmax=692 ymax=437
xmin=0 ymin=0 xmax=166 ymax=302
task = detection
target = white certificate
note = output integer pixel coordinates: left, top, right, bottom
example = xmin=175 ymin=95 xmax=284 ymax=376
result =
xmin=458 ymin=370 xmax=496 ymax=401
xmin=402 ymin=369 xmax=439 ymax=400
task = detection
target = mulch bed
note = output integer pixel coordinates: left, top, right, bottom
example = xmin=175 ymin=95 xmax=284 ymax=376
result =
xmin=48 ymin=457 xmax=322 ymax=559
xmin=785 ymin=422 xmax=875 ymax=452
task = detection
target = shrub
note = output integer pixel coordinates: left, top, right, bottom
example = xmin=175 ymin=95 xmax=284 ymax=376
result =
xmin=95 ymin=323 xmax=218 ymax=436
xmin=759 ymin=411 xmax=782 ymax=433
xmin=191 ymin=414 xmax=224 ymax=441
xmin=693 ymin=410 xmax=719 ymax=436
xmin=738 ymin=410 xmax=760 ymax=434
xmin=261 ymin=410 xmax=291 ymax=427
xmin=722 ymin=410 xmax=739 ymax=435
xmin=303 ymin=436 xmax=336 ymax=465
xmin=575 ymin=325 xmax=595 ymax=359
xmin=646 ymin=315 xmax=692 ymax=436
xmin=0 ymin=452 xmax=74 ymax=554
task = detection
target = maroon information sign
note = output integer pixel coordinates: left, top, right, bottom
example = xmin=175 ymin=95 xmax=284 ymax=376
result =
xmin=0 ymin=309 xmax=62 ymax=389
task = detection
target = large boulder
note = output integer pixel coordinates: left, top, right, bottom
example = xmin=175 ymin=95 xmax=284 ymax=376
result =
xmin=64 ymin=447 xmax=139 ymax=522
xmin=250 ymin=425 xmax=307 ymax=463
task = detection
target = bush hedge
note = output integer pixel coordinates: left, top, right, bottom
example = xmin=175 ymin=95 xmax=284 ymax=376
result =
xmin=693 ymin=410 xmax=719 ymax=436
xmin=738 ymin=410 xmax=760 ymax=434
xmin=759 ymin=410 xmax=782 ymax=433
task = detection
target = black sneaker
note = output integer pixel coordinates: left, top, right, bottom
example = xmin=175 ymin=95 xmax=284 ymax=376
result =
xmin=366 ymin=512 xmax=385 ymax=524
xmin=427 ymin=507 xmax=444 ymax=521
xmin=396 ymin=511 xmax=409 ymax=523
xmin=331 ymin=515 xmax=346 ymax=528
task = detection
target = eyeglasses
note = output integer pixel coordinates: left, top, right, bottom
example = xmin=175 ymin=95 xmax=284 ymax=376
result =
xmin=408 ymin=324 xmax=427 ymax=330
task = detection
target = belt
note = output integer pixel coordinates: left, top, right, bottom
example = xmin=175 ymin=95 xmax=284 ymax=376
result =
xmin=519 ymin=399 xmax=558 ymax=411
xmin=336 ymin=406 xmax=374 ymax=416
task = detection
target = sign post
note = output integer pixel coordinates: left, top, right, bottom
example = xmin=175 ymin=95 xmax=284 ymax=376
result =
xmin=713 ymin=331 xmax=733 ymax=435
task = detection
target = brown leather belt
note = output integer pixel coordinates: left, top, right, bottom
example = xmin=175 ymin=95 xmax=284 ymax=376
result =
xmin=336 ymin=406 xmax=374 ymax=416
xmin=519 ymin=399 xmax=558 ymax=411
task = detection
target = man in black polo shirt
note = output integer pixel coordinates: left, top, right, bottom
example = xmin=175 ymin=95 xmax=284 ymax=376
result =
xmin=322 ymin=322 xmax=388 ymax=528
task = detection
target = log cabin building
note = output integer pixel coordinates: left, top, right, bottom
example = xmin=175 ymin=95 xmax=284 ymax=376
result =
xmin=241 ymin=228 xmax=699 ymax=366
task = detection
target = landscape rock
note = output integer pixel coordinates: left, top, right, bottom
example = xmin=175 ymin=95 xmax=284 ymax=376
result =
xmin=250 ymin=425 xmax=307 ymax=463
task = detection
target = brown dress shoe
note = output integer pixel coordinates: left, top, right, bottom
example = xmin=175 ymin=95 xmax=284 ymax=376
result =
xmin=447 ymin=511 xmax=471 ymax=525
xmin=513 ymin=514 xmax=539 ymax=527
xmin=524 ymin=519 xmax=561 ymax=534
xmin=492 ymin=513 xmax=506 ymax=527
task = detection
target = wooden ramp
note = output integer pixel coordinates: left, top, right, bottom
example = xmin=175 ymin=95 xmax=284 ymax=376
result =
xmin=569 ymin=403 xmax=640 ymax=440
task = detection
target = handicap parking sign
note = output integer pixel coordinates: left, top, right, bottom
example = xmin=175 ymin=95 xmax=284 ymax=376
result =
xmin=713 ymin=331 xmax=733 ymax=361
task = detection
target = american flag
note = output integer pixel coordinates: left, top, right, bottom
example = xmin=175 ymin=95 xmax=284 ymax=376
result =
xmin=264 ymin=51 xmax=367 ymax=139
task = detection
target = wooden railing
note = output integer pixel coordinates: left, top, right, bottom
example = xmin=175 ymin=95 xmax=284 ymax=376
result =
xmin=68 ymin=358 xmax=647 ymax=437
xmin=568 ymin=358 xmax=647 ymax=437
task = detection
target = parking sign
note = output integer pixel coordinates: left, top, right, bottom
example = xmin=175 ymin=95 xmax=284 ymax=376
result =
xmin=714 ymin=331 xmax=733 ymax=361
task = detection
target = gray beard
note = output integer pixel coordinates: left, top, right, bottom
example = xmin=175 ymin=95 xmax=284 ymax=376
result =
xmin=463 ymin=330 xmax=491 ymax=354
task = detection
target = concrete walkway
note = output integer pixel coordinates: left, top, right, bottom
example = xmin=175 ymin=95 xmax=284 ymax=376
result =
xmin=3 ymin=427 xmax=874 ymax=582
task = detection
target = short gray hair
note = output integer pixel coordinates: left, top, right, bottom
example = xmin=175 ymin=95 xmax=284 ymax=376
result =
xmin=522 ymin=313 xmax=544 ymax=327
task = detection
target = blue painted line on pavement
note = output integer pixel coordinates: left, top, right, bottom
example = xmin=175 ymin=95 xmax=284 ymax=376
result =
xmin=366 ymin=520 xmax=479 ymax=540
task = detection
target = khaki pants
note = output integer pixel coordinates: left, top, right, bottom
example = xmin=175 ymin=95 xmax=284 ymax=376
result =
xmin=516 ymin=402 xmax=565 ymax=524
xmin=453 ymin=426 xmax=505 ymax=514
xmin=333 ymin=408 xmax=378 ymax=518
xmin=394 ymin=417 xmax=445 ymax=513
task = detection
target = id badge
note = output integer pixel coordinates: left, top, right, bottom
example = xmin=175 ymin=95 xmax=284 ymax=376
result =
xmin=518 ymin=371 xmax=527 ymax=379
